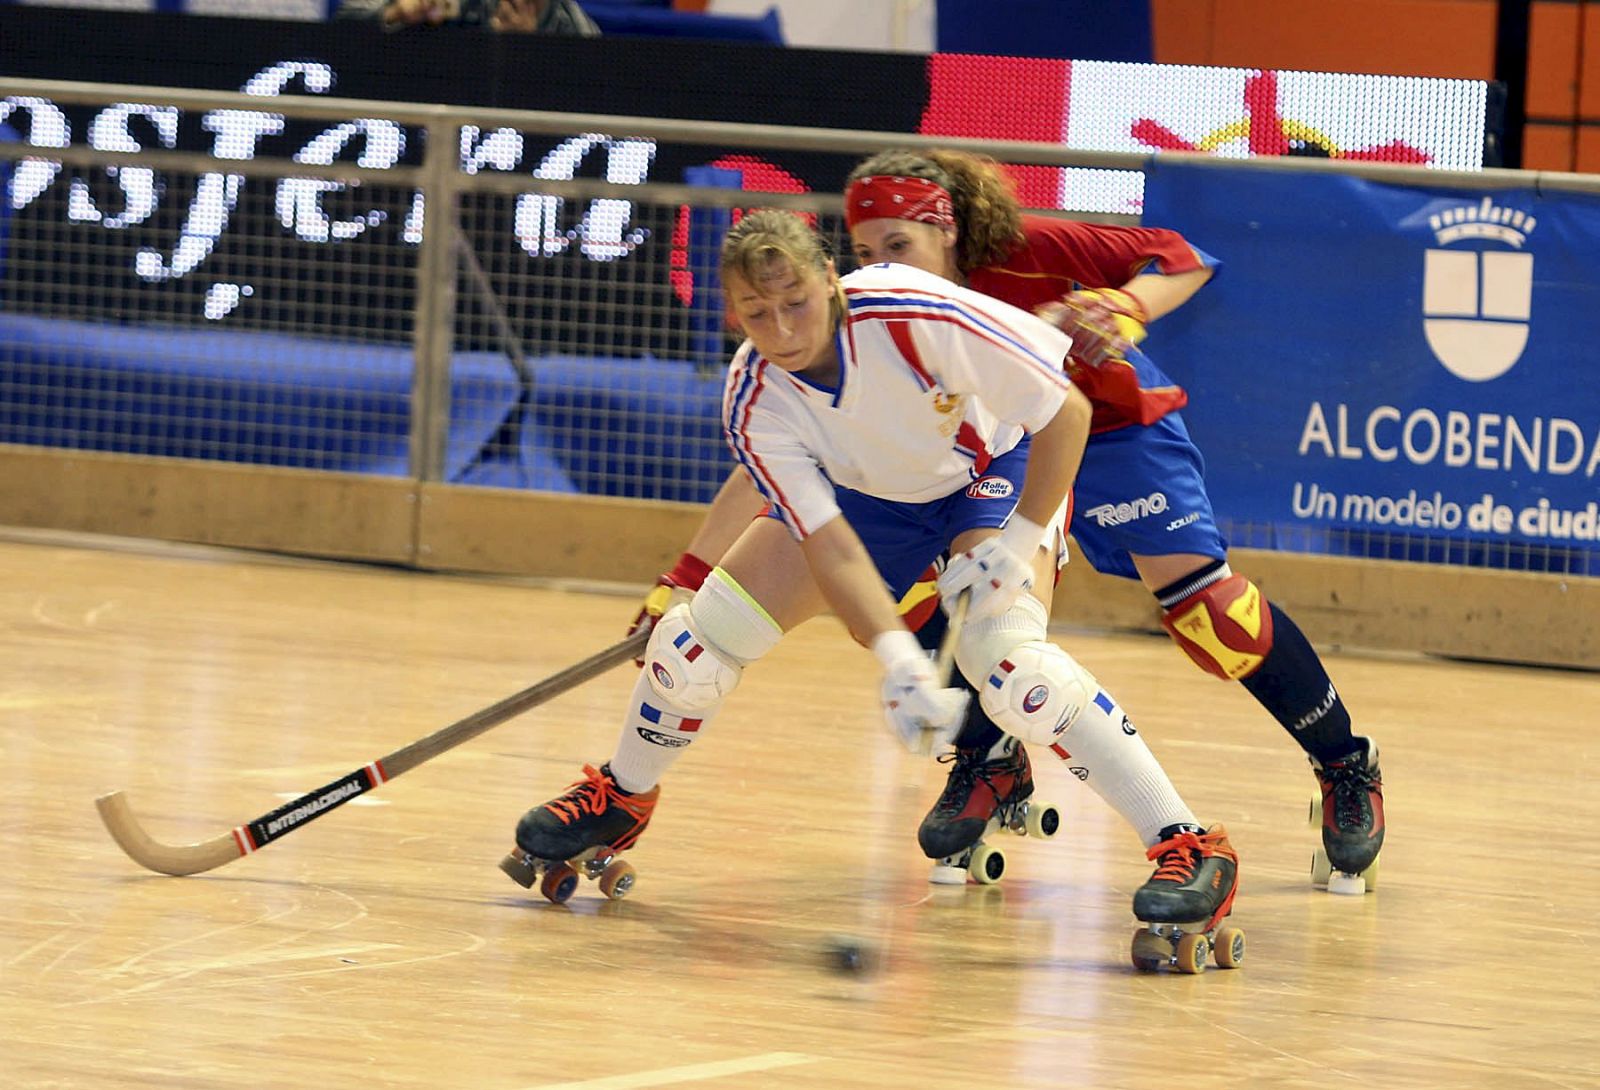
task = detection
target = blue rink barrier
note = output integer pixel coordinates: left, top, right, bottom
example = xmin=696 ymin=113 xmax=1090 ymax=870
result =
xmin=1142 ymin=161 xmax=1600 ymax=576
xmin=0 ymin=314 xmax=730 ymax=502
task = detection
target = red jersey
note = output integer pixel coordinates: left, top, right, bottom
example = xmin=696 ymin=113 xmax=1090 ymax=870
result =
xmin=966 ymin=215 xmax=1217 ymax=433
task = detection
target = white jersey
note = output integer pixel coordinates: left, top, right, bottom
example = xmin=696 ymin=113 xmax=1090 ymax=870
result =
xmin=723 ymin=263 xmax=1075 ymax=540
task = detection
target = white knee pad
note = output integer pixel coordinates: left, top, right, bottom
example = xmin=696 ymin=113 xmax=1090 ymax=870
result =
xmin=642 ymin=567 xmax=782 ymax=711
xmin=954 ymin=592 xmax=1051 ymax=684
xmin=976 ymin=640 xmax=1096 ymax=746
xmin=954 ymin=595 xmax=1096 ymax=747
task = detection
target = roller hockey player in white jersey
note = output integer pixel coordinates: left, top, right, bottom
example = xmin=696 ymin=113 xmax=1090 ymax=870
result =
xmin=505 ymin=211 xmax=1241 ymax=969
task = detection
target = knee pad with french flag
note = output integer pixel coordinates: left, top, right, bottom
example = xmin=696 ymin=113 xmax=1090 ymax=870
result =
xmin=641 ymin=567 xmax=782 ymax=711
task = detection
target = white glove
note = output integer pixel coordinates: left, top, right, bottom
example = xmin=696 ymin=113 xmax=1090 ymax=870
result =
xmin=936 ymin=514 xmax=1046 ymax=622
xmin=872 ymin=630 xmax=969 ymax=756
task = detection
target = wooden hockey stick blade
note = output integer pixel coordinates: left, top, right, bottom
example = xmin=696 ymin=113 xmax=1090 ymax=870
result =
xmin=96 ymin=628 xmax=649 ymax=876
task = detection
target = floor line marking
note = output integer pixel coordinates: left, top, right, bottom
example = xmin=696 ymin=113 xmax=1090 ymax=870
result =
xmin=518 ymin=1051 xmax=818 ymax=1089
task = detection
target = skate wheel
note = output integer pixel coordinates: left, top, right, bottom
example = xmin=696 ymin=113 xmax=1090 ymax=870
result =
xmin=499 ymin=849 xmax=537 ymax=889
xmin=1310 ymin=847 xmax=1332 ymax=887
xmin=1130 ymin=929 xmax=1168 ymax=971
xmin=1174 ymin=931 xmax=1209 ymax=974
xmin=1024 ymin=800 xmax=1062 ymax=840
xmin=1213 ymin=925 xmax=1245 ymax=969
xmin=597 ymin=858 xmax=636 ymax=900
xmin=1327 ymin=872 xmax=1366 ymax=896
xmin=1361 ymin=855 xmax=1380 ymax=892
xmin=1308 ymin=794 xmax=1322 ymax=827
xmin=968 ymin=843 xmax=1005 ymax=885
xmin=540 ymin=861 xmax=580 ymax=904
xmin=928 ymin=864 xmax=968 ymax=886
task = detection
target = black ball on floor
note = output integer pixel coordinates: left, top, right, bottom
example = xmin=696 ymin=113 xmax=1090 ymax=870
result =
xmin=822 ymin=934 xmax=879 ymax=975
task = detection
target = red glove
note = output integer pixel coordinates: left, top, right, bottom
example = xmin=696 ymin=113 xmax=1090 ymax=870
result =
xmin=1039 ymin=288 xmax=1148 ymax=369
xmin=629 ymin=552 xmax=713 ymax=665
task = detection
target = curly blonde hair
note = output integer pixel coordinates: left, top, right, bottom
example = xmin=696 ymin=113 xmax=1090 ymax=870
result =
xmin=846 ymin=149 xmax=1025 ymax=273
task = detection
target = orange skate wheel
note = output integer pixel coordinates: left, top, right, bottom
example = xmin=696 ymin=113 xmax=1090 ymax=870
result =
xmin=1174 ymin=931 xmax=1209 ymax=974
xmin=1213 ymin=925 xmax=1245 ymax=969
xmin=597 ymin=857 xmax=637 ymax=900
xmin=1130 ymin=929 xmax=1168 ymax=971
xmin=540 ymin=861 xmax=580 ymax=904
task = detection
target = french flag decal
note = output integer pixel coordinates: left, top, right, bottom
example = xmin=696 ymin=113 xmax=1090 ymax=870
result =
xmin=673 ymin=630 xmax=704 ymax=662
xmin=640 ymin=702 xmax=703 ymax=733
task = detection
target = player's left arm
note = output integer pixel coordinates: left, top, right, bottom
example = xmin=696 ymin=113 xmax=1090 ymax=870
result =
xmin=1010 ymin=384 xmax=1092 ymax=531
xmin=1119 ymin=265 xmax=1214 ymax=323
xmin=920 ymin=299 xmax=1092 ymax=620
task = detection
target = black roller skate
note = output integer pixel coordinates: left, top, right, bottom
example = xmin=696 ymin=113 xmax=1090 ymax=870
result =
xmin=919 ymin=739 xmax=1061 ymax=886
xmin=1309 ymin=736 xmax=1384 ymax=895
xmin=1130 ymin=824 xmax=1244 ymax=974
xmin=499 ymin=763 xmax=659 ymax=904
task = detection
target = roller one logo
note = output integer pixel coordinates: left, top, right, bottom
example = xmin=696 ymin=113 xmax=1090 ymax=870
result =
xmin=1022 ymin=684 xmax=1049 ymax=714
xmin=1421 ymin=197 xmax=1536 ymax=382
xmin=966 ymin=476 xmax=1014 ymax=499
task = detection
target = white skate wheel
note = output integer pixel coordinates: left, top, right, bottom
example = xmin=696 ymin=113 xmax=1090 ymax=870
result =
xmin=1310 ymin=848 xmax=1332 ymax=887
xmin=929 ymin=864 xmax=967 ymax=886
xmin=1327 ymin=872 xmax=1366 ymax=896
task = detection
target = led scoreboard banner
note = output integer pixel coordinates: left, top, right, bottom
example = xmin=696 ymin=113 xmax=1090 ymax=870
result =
xmin=0 ymin=8 xmax=1497 ymax=347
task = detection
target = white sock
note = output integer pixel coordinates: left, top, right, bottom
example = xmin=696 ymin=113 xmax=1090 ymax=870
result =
xmin=606 ymin=567 xmax=781 ymax=794
xmin=1045 ymin=686 xmax=1197 ymax=848
xmin=607 ymin=669 xmax=722 ymax=793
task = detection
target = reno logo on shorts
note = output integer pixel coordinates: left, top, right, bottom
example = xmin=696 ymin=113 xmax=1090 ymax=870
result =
xmin=650 ymin=663 xmax=675 ymax=689
xmin=1419 ymin=196 xmax=1536 ymax=382
xmin=966 ymin=476 xmax=1015 ymax=500
xmin=1022 ymin=684 xmax=1050 ymax=714
xmin=1083 ymin=491 xmax=1168 ymax=527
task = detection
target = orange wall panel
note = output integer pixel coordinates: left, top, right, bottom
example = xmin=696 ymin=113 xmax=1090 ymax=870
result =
xmin=1581 ymin=0 xmax=1600 ymax=119
xmin=1576 ymin=126 xmax=1600 ymax=173
xmin=1521 ymin=122 xmax=1577 ymax=170
xmin=1153 ymin=0 xmax=1496 ymax=79
xmin=1526 ymin=2 xmax=1581 ymax=120
xmin=1151 ymin=0 xmax=1217 ymax=65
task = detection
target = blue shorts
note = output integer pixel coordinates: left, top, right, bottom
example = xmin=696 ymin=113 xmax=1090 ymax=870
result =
xmin=768 ymin=437 xmax=1033 ymax=600
xmin=1069 ymin=411 xmax=1227 ymax=581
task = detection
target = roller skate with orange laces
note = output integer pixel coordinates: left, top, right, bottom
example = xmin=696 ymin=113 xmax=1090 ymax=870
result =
xmin=499 ymin=763 xmax=658 ymax=904
xmin=1309 ymin=736 xmax=1384 ymax=895
xmin=1129 ymin=824 xmax=1244 ymax=974
xmin=919 ymin=737 xmax=1062 ymax=885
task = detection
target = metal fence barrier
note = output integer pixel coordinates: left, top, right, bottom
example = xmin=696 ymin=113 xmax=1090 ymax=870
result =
xmin=2 ymin=77 xmax=1597 ymax=569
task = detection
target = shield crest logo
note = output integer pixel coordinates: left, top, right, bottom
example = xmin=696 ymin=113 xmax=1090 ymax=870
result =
xmin=1420 ymin=198 xmax=1536 ymax=383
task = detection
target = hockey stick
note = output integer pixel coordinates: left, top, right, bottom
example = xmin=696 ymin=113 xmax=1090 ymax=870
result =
xmin=830 ymin=591 xmax=972 ymax=973
xmin=934 ymin=589 xmax=969 ymax=687
xmin=96 ymin=629 xmax=648 ymax=876
xmin=915 ymin=589 xmax=970 ymax=756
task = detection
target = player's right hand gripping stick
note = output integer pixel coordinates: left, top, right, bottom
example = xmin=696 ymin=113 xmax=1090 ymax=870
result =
xmin=628 ymin=551 xmax=713 ymax=666
xmin=935 ymin=514 xmax=1044 ymax=622
xmin=873 ymin=629 xmax=969 ymax=756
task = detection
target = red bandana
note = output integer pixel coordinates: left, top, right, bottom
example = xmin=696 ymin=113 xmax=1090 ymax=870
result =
xmin=844 ymin=175 xmax=955 ymax=230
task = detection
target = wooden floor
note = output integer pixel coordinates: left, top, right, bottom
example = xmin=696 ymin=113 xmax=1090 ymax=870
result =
xmin=3 ymin=529 xmax=1597 ymax=1090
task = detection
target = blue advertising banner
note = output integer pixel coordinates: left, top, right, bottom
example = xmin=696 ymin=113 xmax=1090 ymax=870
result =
xmin=1141 ymin=161 xmax=1600 ymax=572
